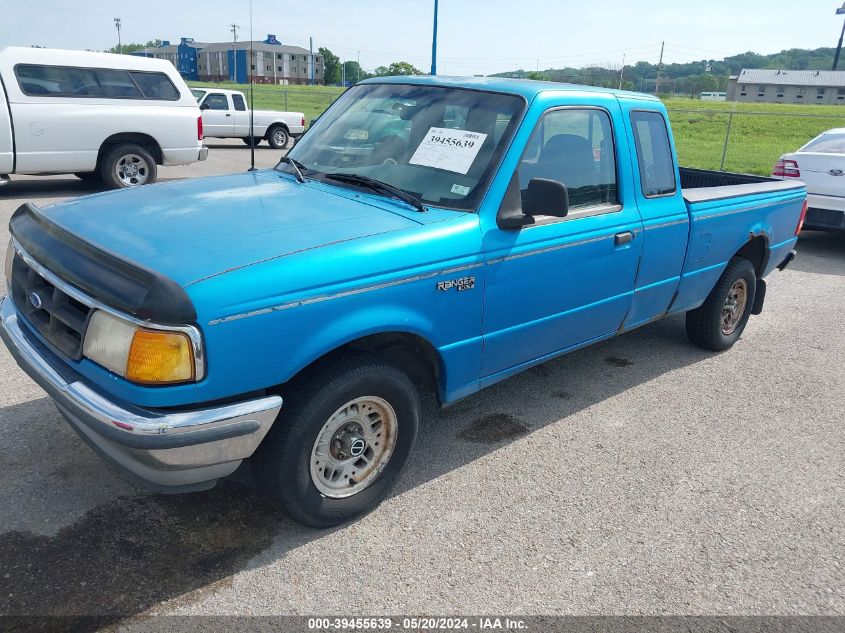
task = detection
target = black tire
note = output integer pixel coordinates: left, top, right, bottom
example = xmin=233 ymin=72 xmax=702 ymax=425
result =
xmin=74 ymin=171 xmax=101 ymax=183
xmin=242 ymin=137 xmax=263 ymax=146
xmin=99 ymin=143 xmax=157 ymax=189
xmin=267 ymin=125 xmax=290 ymax=150
xmin=253 ymin=355 xmax=420 ymax=528
xmin=686 ymin=256 xmax=757 ymax=351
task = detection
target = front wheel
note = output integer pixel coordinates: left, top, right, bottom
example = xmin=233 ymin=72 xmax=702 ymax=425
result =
xmin=100 ymin=144 xmax=157 ymax=189
xmin=253 ymin=356 xmax=420 ymax=528
xmin=267 ymin=125 xmax=290 ymax=150
xmin=242 ymin=137 xmax=263 ymax=146
xmin=686 ymin=256 xmax=757 ymax=351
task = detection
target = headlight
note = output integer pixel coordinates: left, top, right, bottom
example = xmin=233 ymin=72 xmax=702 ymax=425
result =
xmin=5 ymin=240 xmax=14 ymax=287
xmin=83 ymin=310 xmax=196 ymax=384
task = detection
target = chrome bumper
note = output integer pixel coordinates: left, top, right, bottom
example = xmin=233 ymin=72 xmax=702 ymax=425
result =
xmin=199 ymin=146 xmax=209 ymax=161
xmin=0 ymin=296 xmax=282 ymax=492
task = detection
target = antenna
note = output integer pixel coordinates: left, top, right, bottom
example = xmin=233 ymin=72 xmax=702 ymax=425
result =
xmin=248 ymin=0 xmax=256 ymax=171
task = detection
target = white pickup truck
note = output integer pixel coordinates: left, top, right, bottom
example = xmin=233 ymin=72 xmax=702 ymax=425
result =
xmin=0 ymin=47 xmax=206 ymax=188
xmin=191 ymin=88 xmax=306 ymax=149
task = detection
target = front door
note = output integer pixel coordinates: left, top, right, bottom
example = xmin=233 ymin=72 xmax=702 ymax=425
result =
xmin=200 ymin=92 xmax=234 ymax=137
xmin=481 ymin=105 xmax=643 ymax=382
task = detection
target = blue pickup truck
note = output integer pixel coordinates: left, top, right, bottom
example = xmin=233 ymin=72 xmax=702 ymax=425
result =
xmin=1 ymin=77 xmax=806 ymax=527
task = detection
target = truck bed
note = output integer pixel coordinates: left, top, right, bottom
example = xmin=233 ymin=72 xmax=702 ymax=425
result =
xmin=680 ymin=166 xmax=803 ymax=203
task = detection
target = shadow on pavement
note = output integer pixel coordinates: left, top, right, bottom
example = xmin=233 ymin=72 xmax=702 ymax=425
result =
xmin=0 ymin=314 xmax=715 ymax=629
xmin=792 ymin=230 xmax=845 ymax=277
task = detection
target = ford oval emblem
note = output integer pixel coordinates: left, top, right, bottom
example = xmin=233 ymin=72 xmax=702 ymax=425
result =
xmin=349 ymin=437 xmax=366 ymax=458
xmin=29 ymin=292 xmax=43 ymax=310
xmin=829 ymin=169 xmax=844 ymax=177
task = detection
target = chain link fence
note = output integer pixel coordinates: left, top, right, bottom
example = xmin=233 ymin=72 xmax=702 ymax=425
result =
xmin=665 ymin=107 xmax=845 ymax=175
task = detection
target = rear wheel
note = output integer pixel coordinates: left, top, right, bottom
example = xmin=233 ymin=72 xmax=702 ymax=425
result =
xmin=267 ymin=125 xmax=290 ymax=150
xmin=99 ymin=144 xmax=157 ymax=189
xmin=253 ymin=355 xmax=420 ymax=528
xmin=686 ymin=256 xmax=757 ymax=351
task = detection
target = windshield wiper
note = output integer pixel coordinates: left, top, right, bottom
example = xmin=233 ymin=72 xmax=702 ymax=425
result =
xmin=321 ymin=172 xmax=426 ymax=213
xmin=276 ymin=156 xmax=308 ymax=183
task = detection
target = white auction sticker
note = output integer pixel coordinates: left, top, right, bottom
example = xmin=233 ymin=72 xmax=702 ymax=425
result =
xmin=409 ymin=127 xmax=488 ymax=175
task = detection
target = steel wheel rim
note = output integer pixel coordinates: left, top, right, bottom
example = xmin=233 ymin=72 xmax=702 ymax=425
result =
xmin=721 ymin=278 xmax=748 ymax=335
xmin=273 ymin=129 xmax=287 ymax=146
xmin=309 ymin=396 xmax=398 ymax=498
xmin=114 ymin=153 xmax=149 ymax=186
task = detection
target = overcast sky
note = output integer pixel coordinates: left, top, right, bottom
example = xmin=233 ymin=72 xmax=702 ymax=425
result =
xmin=2 ymin=0 xmax=841 ymax=74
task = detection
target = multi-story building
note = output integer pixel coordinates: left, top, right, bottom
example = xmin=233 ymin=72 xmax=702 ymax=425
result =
xmin=133 ymin=34 xmax=323 ymax=86
xmin=727 ymin=69 xmax=845 ymax=105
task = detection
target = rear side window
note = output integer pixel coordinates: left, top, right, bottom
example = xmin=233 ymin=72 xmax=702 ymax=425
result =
xmin=801 ymin=133 xmax=845 ymax=154
xmin=129 ymin=72 xmax=180 ymax=100
xmin=630 ymin=111 xmax=677 ymax=197
xmin=231 ymin=93 xmax=247 ymax=111
xmin=14 ymin=64 xmax=180 ymax=101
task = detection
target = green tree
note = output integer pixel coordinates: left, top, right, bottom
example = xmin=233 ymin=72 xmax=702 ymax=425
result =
xmin=319 ymin=47 xmax=341 ymax=85
xmin=374 ymin=61 xmax=423 ymax=77
xmin=342 ymin=60 xmax=370 ymax=83
xmin=106 ymin=39 xmax=162 ymax=54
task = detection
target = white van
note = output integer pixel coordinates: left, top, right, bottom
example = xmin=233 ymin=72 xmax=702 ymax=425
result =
xmin=0 ymin=47 xmax=207 ymax=188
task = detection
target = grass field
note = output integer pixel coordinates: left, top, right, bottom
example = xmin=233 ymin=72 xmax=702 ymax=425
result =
xmin=664 ymin=97 xmax=845 ymax=175
xmin=189 ymin=83 xmax=845 ymax=176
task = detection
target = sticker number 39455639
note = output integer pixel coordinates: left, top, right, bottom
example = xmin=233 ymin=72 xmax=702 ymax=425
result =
xmin=409 ymin=127 xmax=488 ymax=175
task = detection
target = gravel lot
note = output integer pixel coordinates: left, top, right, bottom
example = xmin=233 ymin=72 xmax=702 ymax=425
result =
xmin=0 ymin=141 xmax=842 ymax=627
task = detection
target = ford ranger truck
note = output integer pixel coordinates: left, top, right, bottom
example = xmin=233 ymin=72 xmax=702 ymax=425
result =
xmin=0 ymin=77 xmax=806 ymax=528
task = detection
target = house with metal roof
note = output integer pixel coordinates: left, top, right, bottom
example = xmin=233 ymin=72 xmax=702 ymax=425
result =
xmin=132 ymin=34 xmax=323 ymax=85
xmin=727 ymin=68 xmax=845 ymax=105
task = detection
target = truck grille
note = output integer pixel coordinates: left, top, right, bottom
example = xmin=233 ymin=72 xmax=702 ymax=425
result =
xmin=9 ymin=250 xmax=93 ymax=360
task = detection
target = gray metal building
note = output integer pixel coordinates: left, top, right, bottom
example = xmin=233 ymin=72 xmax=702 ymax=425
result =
xmin=727 ymin=69 xmax=845 ymax=105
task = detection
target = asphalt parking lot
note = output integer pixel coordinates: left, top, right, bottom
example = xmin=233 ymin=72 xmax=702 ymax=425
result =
xmin=0 ymin=141 xmax=842 ymax=627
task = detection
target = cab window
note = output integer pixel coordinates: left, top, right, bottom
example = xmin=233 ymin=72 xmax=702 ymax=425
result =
xmin=630 ymin=111 xmax=677 ymax=197
xmin=517 ymin=108 xmax=618 ymax=211
xmin=202 ymin=93 xmax=229 ymax=110
xmin=231 ymin=94 xmax=247 ymax=111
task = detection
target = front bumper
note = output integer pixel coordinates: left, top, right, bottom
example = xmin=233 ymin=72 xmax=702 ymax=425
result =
xmin=0 ymin=296 xmax=282 ymax=493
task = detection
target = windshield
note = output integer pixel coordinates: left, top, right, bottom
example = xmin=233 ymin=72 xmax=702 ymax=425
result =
xmin=283 ymin=83 xmax=525 ymax=211
xmin=191 ymin=89 xmax=207 ymax=102
xmin=801 ymin=132 xmax=845 ymax=154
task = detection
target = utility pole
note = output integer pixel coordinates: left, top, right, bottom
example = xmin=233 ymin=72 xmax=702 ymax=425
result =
xmin=618 ymin=53 xmax=626 ymax=90
xmin=834 ymin=3 xmax=845 ymax=70
xmin=430 ymin=0 xmax=438 ymax=75
xmin=654 ymin=41 xmax=665 ymax=95
xmin=114 ymin=18 xmax=122 ymax=54
xmin=309 ymin=36 xmax=314 ymax=85
xmin=230 ymin=23 xmax=240 ymax=83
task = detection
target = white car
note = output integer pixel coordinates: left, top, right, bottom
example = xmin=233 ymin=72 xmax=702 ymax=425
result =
xmin=773 ymin=128 xmax=845 ymax=232
xmin=191 ymin=88 xmax=305 ymax=149
xmin=0 ymin=47 xmax=207 ymax=188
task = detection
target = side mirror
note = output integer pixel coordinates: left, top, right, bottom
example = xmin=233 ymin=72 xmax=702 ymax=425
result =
xmin=524 ymin=178 xmax=569 ymax=218
xmin=199 ymin=103 xmax=209 ymax=111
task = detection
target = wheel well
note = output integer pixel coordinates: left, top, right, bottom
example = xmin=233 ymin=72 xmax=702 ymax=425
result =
xmin=97 ymin=133 xmax=163 ymax=166
xmin=291 ymin=332 xmax=442 ymax=397
xmin=734 ymin=235 xmax=768 ymax=276
xmin=266 ymin=122 xmax=289 ymax=138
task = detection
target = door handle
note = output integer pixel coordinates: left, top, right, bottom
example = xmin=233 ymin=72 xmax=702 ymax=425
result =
xmin=225 ymin=113 xmax=232 ymax=117
xmin=615 ymin=231 xmax=634 ymax=246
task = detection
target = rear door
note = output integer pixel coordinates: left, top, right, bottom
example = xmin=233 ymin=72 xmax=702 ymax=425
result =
xmin=230 ymin=92 xmax=251 ymax=136
xmin=0 ymin=74 xmax=13 ymax=173
xmin=200 ymin=92 xmax=235 ymax=136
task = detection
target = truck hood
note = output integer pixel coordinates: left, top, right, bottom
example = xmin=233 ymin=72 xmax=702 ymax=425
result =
xmin=40 ymin=170 xmax=428 ymax=287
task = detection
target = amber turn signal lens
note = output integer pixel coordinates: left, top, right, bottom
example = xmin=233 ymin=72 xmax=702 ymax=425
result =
xmin=126 ymin=330 xmax=194 ymax=384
